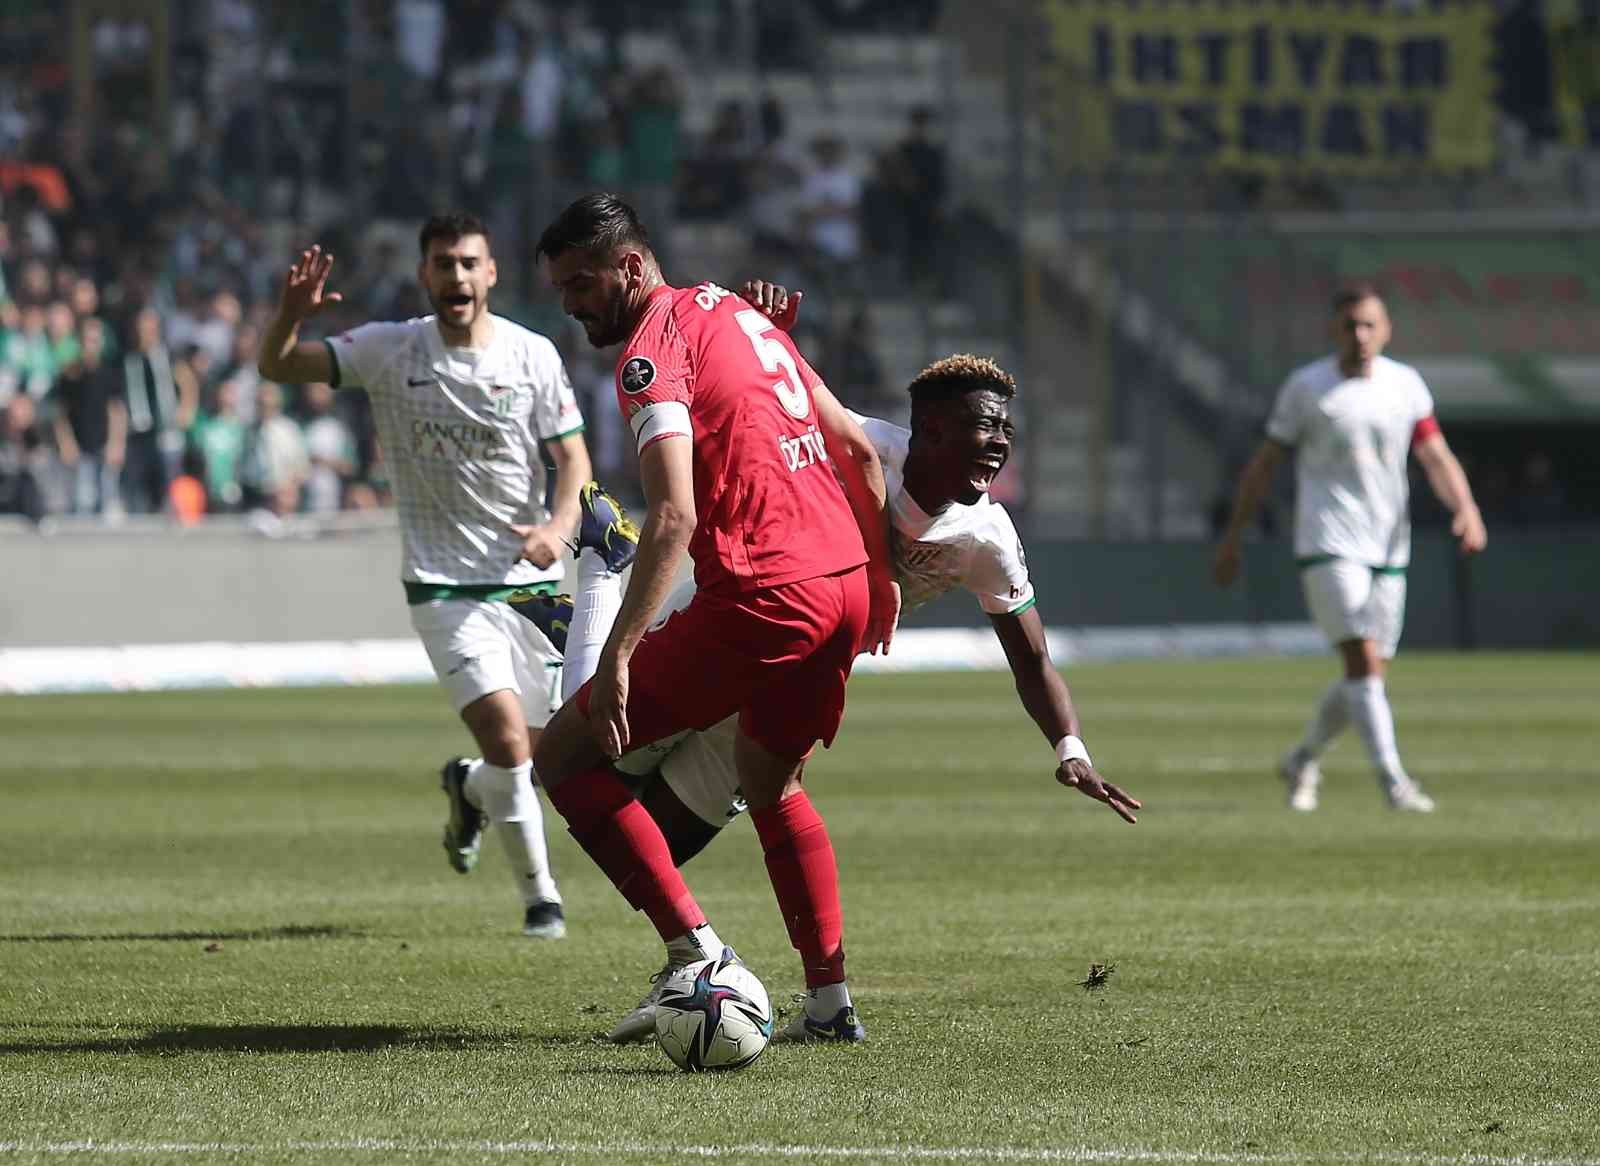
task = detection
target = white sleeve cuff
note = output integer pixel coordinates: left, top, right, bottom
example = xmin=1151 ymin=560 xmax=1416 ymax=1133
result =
xmin=630 ymin=401 xmax=692 ymax=454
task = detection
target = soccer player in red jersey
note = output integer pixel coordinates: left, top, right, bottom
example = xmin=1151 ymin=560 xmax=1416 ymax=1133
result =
xmin=531 ymin=193 xmax=900 ymax=1042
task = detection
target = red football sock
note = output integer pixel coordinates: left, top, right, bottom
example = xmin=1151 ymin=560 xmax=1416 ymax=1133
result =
xmin=751 ymin=791 xmax=846 ymax=987
xmin=546 ymin=769 xmax=703 ymax=940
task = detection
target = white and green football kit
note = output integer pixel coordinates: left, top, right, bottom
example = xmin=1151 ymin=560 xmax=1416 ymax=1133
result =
xmin=328 ymin=313 xmax=585 ymax=720
xmin=617 ymin=412 xmax=1036 ymax=826
xmin=1266 ymin=354 xmax=1434 ymax=658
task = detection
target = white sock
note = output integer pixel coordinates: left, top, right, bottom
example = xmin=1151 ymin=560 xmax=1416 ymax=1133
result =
xmin=1344 ymin=677 xmax=1409 ymax=788
xmin=467 ymin=759 xmax=561 ymax=906
xmin=562 ymin=548 xmax=624 ymax=702
xmin=666 ymin=922 xmax=724 ymax=966
xmin=806 ymin=981 xmax=853 ymax=1020
xmin=1298 ymin=680 xmax=1351 ymax=760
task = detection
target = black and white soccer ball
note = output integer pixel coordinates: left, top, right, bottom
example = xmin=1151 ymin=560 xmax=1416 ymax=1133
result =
xmin=653 ymin=951 xmax=773 ymax=1072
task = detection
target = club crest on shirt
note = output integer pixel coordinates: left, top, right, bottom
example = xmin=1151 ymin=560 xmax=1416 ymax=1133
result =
xmin=621 ymin=356 xmax=656 ymax=394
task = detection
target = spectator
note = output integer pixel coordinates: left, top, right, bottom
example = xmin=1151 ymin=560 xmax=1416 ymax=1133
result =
xmin=1 ymin=303 xmax=57 ymax=400
xmin=211 ymin=322 xmax=263 ymax=423
xmin=799 ymin=136 xmax=862 ymax=276
xmin=884 ymin=106 xmax=947 ymax=288
xmin=299 ymin=381 xmax=355 ymax=515
xmin=120 ymin=307 xmax=196 ymax=514
xmin=828 ymin=308 xmax=889 ymax=414
xmin=625 ymin=66 xmax=683 ymax=253
xmin=50 ymin=317 xmax=126 ymax=516
xmin=45 ymin=300 xmax=81 ymax=370
xmin=0 ymin=393 xmax=49 ymax=521
xmin=679 ymin=100 xmax=753 ymax=221
xmin=189 ymin=377 xmax=248 ymax=513
xmin=585 ymin=112 xmax=629 ymax=188
xmin=244 ymin=381 xmax=309 ymax=516
xmin=745 ymin=95 xmax=808 ymax=263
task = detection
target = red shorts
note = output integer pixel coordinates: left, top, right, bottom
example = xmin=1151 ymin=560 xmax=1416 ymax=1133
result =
xmin=576 ymin=565 xmax=869 ymax=760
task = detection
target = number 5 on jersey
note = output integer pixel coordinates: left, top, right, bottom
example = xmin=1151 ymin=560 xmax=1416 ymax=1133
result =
xmin=736 ymin=308 xmax=810 ymax=420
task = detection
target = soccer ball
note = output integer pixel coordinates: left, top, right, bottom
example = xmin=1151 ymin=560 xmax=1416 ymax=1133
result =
xmin=653 ymin=952 xmax=773 ymax=1072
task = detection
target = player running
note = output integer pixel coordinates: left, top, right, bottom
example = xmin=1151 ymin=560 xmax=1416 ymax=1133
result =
xmin=1213 ymin=283 xmax=1487 ymax=813
xmin=531 ymin=192 xmax=899 ymax=1045
xmin=258 ymin=212 xmax=627 ymax=939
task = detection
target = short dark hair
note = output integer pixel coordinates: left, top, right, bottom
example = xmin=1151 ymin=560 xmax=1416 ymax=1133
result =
xmin=419 ymin=212 xmax=491 ymax=257
xmin=907 ymin=354 xmax=1017 ymax=411
xmin=1332 ymin=281 xmax=1383 ymax=314
xmin=536 ymin=193 xmax=651 ymax=262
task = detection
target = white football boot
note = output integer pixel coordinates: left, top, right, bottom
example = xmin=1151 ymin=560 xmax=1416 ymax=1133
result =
xmin=1279 ymin=749 xmax=1321 ymax=812
xmin=607 ymin=962 xmax=678 ymax=1043
xmin=1386 ymin=780 xmax=1436 ymax=813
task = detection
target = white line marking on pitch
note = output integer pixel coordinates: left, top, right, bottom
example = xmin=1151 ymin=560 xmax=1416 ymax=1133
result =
xmin=1 ymin=1141 xmax=1597 ymax=1165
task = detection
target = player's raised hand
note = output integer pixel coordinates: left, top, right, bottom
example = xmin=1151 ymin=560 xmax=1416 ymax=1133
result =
xmin=511 ymin=522 xmax=567 ymax=570
xmin=1057 ymin=759 xmax=1141 ymax=824
xmin=1211 ymin=539 xmax=1242 ymax=587
xmin=278 ymin=245 xmax=343 ymax=322
xmin=588 ymin=655 xmax=631 ymax=760
xmin=1452 ymin=505 xmax=1487 ymax=555
xmin=863 ymin=574 xmax=900 ymax=656
xmin=738 ymin=280 xmax=803 ymax=332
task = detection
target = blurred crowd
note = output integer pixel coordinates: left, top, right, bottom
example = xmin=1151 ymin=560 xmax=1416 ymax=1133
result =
xmin=1 ymin=0 xmax=1591 ymax=530
xmin=0 ymin=0 xmax=945 ymax=524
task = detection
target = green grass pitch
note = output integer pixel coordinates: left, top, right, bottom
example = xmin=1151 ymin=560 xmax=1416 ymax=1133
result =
xmin=2 ymin=653 xmax=1597 ymax=1165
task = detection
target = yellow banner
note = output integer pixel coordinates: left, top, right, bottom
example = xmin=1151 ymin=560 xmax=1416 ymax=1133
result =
xmin=1042 ymin=0 xmax=1496 ymax=172
xmin=1548 ymin=0 xmax=1600 ymax=147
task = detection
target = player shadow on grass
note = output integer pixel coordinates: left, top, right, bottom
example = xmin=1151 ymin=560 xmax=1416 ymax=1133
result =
xmin=0 ymin=1023 xmax=520 ymax=1055
xmin=0 ymin=924 xmax=362 ymax=944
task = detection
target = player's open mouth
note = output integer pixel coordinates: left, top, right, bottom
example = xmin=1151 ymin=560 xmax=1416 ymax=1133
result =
xmin=443 ymin=293 xmax=473 ymax=310
xmin=972 ymin=457 xmax=1004 ymax=483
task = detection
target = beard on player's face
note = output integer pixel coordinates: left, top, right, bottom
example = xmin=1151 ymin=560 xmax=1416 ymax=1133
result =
xmin=427 ymin=282 xmax=484 ymax=328
xmin=576 ymin=284 xmax=631 ymax=348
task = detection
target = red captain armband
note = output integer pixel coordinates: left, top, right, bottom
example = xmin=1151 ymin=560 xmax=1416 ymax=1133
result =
xmin=1411 ymin=416 xmax=1441 ymax=448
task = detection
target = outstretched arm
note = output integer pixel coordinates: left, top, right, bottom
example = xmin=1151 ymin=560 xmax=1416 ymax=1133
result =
xmin=258 ymin=245 xmax=342 ymax=385
xmin=990 ymin=605 xmax=1141 ymax=824
xmin=812 ymin=382 xmax=898 ymax=654
xmin=1413 ymin=433 xmax=1487 ymax=554
xmin=1212 ymin=438 xmax=1289 ymax=586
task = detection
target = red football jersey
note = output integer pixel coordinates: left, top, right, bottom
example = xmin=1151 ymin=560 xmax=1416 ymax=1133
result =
xmin=614 ymin=283 xmax=867 ymax=593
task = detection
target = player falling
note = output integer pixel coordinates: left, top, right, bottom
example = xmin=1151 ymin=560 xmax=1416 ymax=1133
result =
xmin=572 ymin=284 xmax=1140 ymax=1042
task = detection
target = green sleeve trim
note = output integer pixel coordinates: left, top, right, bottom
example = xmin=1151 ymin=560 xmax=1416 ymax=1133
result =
xmin=323 ymin=339 xmax=343 ymax=389
xmin=545 ymin=423 xmax=587 ymax=441
xmin=404 ymin=580 xmax=561 ymax=605
xmin=1371 ymin=565 xmax=1408 ymax=577
xmin=1005 ymin=595 xmax=1038 ymax=617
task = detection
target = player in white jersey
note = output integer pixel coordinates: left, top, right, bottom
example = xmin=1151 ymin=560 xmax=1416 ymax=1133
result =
xmin=257 ymin=213 xmax=633 ymax=938
xmin=1213 ymin=284 xmax=1487 ymax=813
xmin=583 ymin=336 xmax=1142 ymax=1044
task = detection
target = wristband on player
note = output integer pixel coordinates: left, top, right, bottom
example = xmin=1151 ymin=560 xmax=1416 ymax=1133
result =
xmin=1055 ymin=735 xmax=1092 ymax=769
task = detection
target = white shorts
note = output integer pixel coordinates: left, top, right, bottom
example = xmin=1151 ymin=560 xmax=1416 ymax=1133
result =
xmin=616 ymin=717 xmax=745 ymax=828
xmin=409 ymin=598 xmax=564 ymax=726
xmin=1300 ymin=559 xmax=1407 ymax=659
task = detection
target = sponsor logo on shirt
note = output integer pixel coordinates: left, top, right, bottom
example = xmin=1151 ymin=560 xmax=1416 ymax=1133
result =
xmin=410 ymin=417 xmax=507 ymax=461
xmin=621 ymin=357 xmax=656 ymax=394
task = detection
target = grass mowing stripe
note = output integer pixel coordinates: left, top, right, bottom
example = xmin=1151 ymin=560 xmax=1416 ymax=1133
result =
xmin=3 ymin=1144 xmax=1599 ymax=1165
